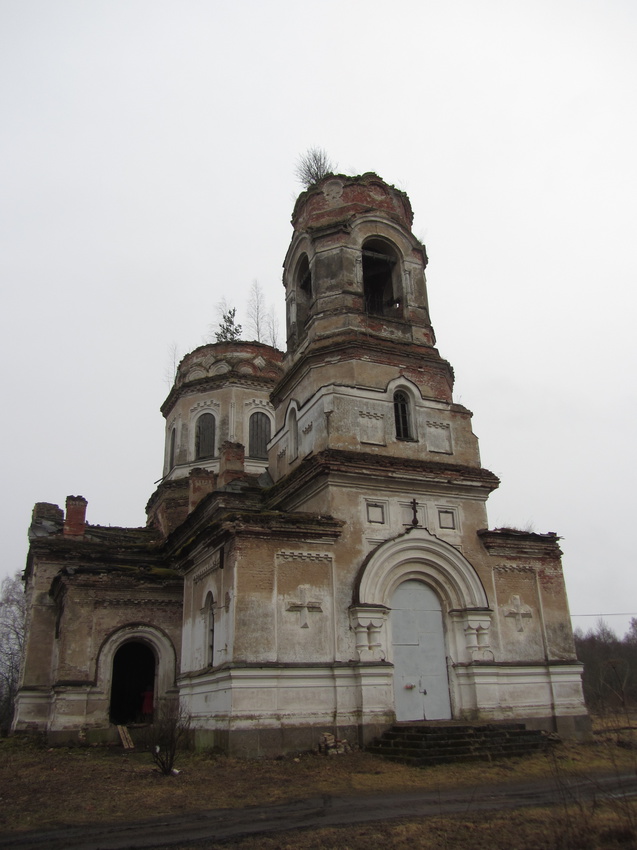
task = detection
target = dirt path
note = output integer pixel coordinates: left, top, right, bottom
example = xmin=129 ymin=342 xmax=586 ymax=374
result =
xmin=2 ymin=771 xmax=637 ymax=850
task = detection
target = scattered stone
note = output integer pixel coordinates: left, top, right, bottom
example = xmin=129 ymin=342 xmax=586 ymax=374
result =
xmin=318 ymin=732 xmax=351 ymax=755
xmin=543 ymin=731 xmax=562 ymax=744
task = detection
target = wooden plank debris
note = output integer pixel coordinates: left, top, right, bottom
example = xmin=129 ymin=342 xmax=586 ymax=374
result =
xmin=117 ymin=725 xmax=135 ymax=749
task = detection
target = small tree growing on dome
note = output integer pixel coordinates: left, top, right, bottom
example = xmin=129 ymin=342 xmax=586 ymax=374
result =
xmin=295 ymin=148 xmax=336 ymax=189
xmin=215 ymin=307 xmax=242 ymax=343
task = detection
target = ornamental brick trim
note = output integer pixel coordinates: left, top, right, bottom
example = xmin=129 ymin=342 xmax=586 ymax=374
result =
xmin=94 ymin=599 xmax=181 ymax=607
xmin=276 ymin=551 xmax=332 ymax=562
xmin=193 ymin=550 xmax=223 ymax=583
xmin=190 ymin=399 xmax=221 ymax=414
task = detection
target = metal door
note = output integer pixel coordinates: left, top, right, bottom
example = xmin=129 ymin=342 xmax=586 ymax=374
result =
xmin=391 ymin=579 xmax=451 ymax=721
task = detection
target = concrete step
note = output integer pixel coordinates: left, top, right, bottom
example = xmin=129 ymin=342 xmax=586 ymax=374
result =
xmin=367 ymin=722 xmax=549 ymax=766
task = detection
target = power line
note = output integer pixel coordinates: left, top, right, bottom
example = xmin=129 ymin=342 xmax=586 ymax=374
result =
xmin=571 ymin=613 xmax=637 ymax=618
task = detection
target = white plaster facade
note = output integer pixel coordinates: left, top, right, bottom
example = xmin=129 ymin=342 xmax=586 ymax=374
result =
xmin=13 ymin=173 xmax=587 ymax=752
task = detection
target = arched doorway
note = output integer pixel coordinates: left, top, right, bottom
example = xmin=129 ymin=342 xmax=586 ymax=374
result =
xmin=109 ymin=641 xmax=156 ymax=724
xmin=391 ymin=580 xmax=451 ymax=721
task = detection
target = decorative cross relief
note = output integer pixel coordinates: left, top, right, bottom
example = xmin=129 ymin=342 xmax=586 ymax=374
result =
xmin=504 ymin=595 xmax=533 ymax=632
xmin=286 ymin=587 xmax=322 ymax=629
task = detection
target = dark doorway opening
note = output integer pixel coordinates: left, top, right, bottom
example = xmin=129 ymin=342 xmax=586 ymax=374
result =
xmin=110 ymin=641 xmax=156 ymax=725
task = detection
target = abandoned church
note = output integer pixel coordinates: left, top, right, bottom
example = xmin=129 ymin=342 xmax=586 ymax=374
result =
xmin=13 ymin=173 xmax=588 ymax=753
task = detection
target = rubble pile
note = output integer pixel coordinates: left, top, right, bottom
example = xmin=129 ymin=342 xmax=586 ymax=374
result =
xmin=318 ymin=732 xmax=352 ymax=755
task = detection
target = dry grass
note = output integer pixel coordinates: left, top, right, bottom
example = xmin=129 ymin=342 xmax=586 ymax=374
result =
xmin=1 ymin=722 xmax=637 ymax=847
xmin=163 ymin=807 xmax=637 ymax=850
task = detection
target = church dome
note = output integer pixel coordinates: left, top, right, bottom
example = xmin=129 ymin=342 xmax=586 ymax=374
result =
xmin=173 ymin=342 xmax=283 ymax=392
xmin=291 ymin=172 xmax=414 ymax=233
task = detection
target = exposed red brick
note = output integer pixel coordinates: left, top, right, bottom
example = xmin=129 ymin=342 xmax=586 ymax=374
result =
xmin=218 ymin=441 xmax=246 ymax=488
xmin=63 ymin=496 xmax=87 ymax=537
xmin=189 ymin=468 xmax=216 ymax=512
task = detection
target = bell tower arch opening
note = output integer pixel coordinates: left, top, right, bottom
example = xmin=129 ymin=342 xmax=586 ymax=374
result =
xmin=168 ymin=427 xmax=176 ymax=470
xmin=295 ymin=253 xmax=312 ymax=339
xmin=362 ymin=238 xmax=402 ymax=319
xmin=109 ymin=641 xmax=156 ymax=725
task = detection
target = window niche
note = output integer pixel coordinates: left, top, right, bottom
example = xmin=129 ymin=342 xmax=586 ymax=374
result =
xmin=204 ymin=591 xmax=215 ymax=667
xmin=249 ymin=411 xmax=271 ymax=459
xmin=195 ymin=412 xmax=216 ymax=460
xmin=366 ymin=501 xmax=386 ymax=524
xmin=295 ymin=254 xmax=312 ymax=338
xmin=426 ymin=420 xmax=453 ymax=454
xmin=168 ymin=427 xmax=176 ymax=469
xmin=438 ymin=509 xmax=457 ymax=530
xmin=393 ymin=390 xmax=414 ymax=441
xmin=362 ymin=239 xmax=402 ymax=318
xmin=288 ymin=409 xmax=299 ymax=460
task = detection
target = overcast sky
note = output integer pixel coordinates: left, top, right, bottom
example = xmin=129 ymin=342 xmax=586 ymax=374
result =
xmin=2 ymin=0 xmax=636 ymax=637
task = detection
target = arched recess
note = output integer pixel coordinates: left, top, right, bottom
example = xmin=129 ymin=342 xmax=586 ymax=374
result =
xmin=110 ymin=642 xmax=155 ymax=724
xmin=248 ymin=411 xmax=272 ymax=459
xmin=283 ymin=235 xmax=314 ymax=351
xmin=357 ymin=528 xmax=488 ymax=610
xmin=294 ymin=253 xmax=313 ymax=339
xmin=386 ymin=377 xmax=421 ymax=442
xmin=287 ymin=406 xmax=299 ymax=460
xmin=361 ymin=237 xmax=403 ymax=319
xmin=203 ymin=591 xmax=215 ymax=667
xmin=393 ymin=390 xmax=413 ymax=441
xmin=96 ymin=624 xmax=177 ymax=723
xmin=168 ymin=427 xmax=177 ymax=469
xmin=351 ymin=528 xmax=492 ymax=667
xmin=195 ymin=412 xmax=216 ymax=460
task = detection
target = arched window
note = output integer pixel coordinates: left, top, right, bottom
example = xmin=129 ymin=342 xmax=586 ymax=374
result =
xmin=168 ymin=428 xmax=176 ymax=469
xmin=295 ymin=254 xmax=312 ymax=338
xmin=249 ymin=411 xmax=271 ymax=459
xmin=205 ymin=592 xmax=215 ymax=667
xmin=394 ymin=391 xmax=412 ymax=440
xmin=298 ymin=254 xmax=312 ymax=299
xmin=362 ymin=239 xmax=401 ymax=318
xmin=195 ymin=413 xmax=215 ymax=460
xmin=288 ymin=409 xmax=298 ymax=460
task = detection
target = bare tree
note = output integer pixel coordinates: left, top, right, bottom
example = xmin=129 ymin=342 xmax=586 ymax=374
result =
xmin=145 ymin=702 xmax=191 ymax=776
xmin=246 ymin=280 xmax=266 ymax=342
xmin=246 ymin=282 xmax=281 ymax=348
xmin=265 ymin=306 xmax=280 ymax=348
xmin=163 ymin=342 xmax=181 ymax=387
xmin=0 ymin=573 xmax=26 ymax=732
xmin=574 ymin=618 xmax=637 ymax=712
xmin=295 ymin=148 xmax=337 ymax=189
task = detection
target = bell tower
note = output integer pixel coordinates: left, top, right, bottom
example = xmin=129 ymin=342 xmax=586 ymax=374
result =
xmin=284 ymin=172 xmax=436 ymax=355
xmin=270 ymin=172 xmax=483 ymax=498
